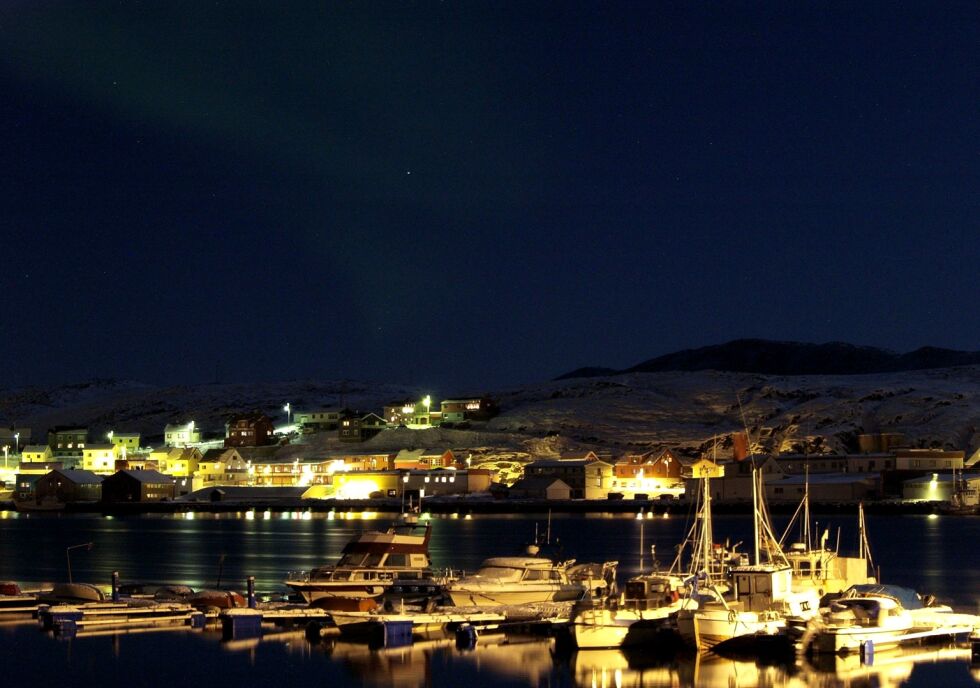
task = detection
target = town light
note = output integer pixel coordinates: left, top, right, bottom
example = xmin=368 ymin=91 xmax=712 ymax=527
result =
xmin=107 ymin=430 xmax=114 ymax=441
xmin=13 ymin=433 xmax=19 ymax=453
xmin=283 ymin=402 xmax=292 ymax=424
xmin=2 ymin=445 xmax=7 ymax=469
xmin=423 ymin=395 xmax=431 ymax=410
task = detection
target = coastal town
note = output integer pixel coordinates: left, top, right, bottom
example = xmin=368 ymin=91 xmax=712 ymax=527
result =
xmin=1 ymin=392 xmax=977 ymax=511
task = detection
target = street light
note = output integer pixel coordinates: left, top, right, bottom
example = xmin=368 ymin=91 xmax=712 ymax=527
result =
xmin=107 ymin=430 xmax=114 ymax=442
xmin=2 ymin=445 xmax=7 ymax=469
xmin=283 ymin=402 xmax=291 ymax=424
xmin=66 ymin=542 xmax=94 ymax=584
xmin=14 ymin=432 xmax=19 ymax=454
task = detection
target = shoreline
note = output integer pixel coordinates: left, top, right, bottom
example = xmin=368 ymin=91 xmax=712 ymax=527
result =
xmin=2 ymin=498 xmax=963 ymax=517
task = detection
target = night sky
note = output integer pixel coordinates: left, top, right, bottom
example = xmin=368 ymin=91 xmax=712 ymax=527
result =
xmin=1 ymin=2 xmax=977 ymax=392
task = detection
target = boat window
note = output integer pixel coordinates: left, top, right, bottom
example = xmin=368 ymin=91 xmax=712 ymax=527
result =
xmin=363 ymin=553 xmax=384 ymax=567
xmin=475 ymin=567 xmax=522 ymax=581
xmin=386 ymin=553 xmax=408 ymax=567
xmin=736 ymin=575 xmax=751 ymax=596
xmin=338 ymin=553 xmax=367 ymax=567
xmin=331 ymin=571 xmax=352 ymax=581
xmin=754 ymin=576 xmax=771 ymax=594
xmin=798 ymin=561 xmax=811 ymax=575
xmin=523 ymin=569 xmax=550 ymax=581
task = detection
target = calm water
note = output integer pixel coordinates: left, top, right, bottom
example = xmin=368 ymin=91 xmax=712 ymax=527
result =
xmin=0 ymin=510 xmax=978 ymax=687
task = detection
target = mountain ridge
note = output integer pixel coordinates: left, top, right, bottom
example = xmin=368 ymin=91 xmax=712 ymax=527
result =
xmin=556 ymin=339 xmax=980 ymax=380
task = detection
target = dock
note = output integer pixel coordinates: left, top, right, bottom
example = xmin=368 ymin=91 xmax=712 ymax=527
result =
xmin=39 ymin=601 xmax=209 ymax=637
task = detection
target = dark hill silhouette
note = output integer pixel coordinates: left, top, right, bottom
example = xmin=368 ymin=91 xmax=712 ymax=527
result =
xmin=555 ymin=339 xmax=980 ymax=379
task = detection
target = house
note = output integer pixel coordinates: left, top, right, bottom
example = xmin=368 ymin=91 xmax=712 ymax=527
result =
xmin=383 ymin=397 xmax=439 ymax=428
xmin=224 ymin=413 xmax=275 ymax=447
xmin=508 ymin=476 xmax=572 ymax=500
xmin=109 ymin=433 xmax=140 ymax=453
xmin=164 ymin=422 xmax=202 ymax=447
xmin=101 ymin=470 xmax=176 ymax=503
xmin=294 ymin=408 xmax=345 ymax=433
xmin=766 ymin=473 xmax=880 ymax=503
xmin=612 ymin=448 xmax=683 ymax=496
xmin=523 ymin=456 xmax=613 ymax=499
xmin=439 ymin=396 xmax=498 ymax=423
xmin=339 ymin=412 xmax=387 ymax=442
xmin=13 ymin=473 xmax=43 ymax=502
xmin=249 ymin=457 xmax=312 ymax=487
xmin=34 ymin=469 xmax=103 ymax=505
xmin=393 ymin=449 xmax=458 ymax=470
xmin=82 ymin=444 xmax=122 ymax=474
xmin=150 ymin=446 xmax=202 ymax=477
xmin=47 ymin=426 xmax=88 ymax=461
xmin=20 ymin=445 xmax=53 ymax=465
xmin=329 ymin=468 xmax=492 ymax=500
xmin=194 ymin=448 xmax=250 ymax=490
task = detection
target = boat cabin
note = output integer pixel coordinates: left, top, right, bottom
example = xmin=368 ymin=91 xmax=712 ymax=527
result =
xmin=730 ymin=565 xmax=795 ymax=613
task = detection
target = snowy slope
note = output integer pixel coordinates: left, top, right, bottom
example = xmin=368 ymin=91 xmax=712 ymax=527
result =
xmin=1 ymin=366 xmax=978 ymax=460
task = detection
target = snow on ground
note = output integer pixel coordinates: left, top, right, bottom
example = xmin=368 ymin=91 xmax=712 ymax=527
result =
xmin=1 ymin=366 xmax=978 ymax=460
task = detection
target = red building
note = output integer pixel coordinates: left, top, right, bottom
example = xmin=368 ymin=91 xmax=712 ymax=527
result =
xmin=224 ymin=413 xmax=275 ymax=447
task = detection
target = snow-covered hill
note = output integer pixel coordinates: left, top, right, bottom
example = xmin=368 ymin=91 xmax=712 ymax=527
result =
xmin=1 ymin=366 xmax=978 ymax=460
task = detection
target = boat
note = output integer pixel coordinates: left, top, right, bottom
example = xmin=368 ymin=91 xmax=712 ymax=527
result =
xmin=0 ymin=582 xmax=39 ymax=614
xmin=285 ymin=514 xmax=440 ymax=611
xmin=780 ymin=480 xmax=877 ymax=600
xmin=446 ymin=544 xmax=587 ymax=607
xmin=38 ymin=582 xmax=106 ymax=604
xmin=676 ymin=466 xmax=822 ymax=651
xmin=800 ymin=584 xmax=980 ymax=656
xmin=572 ymin=457 xmax=734 ymax=649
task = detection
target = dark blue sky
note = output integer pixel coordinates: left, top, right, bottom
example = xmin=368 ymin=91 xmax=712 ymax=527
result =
xmin=1 ymin=2 xmax=977 ymax=392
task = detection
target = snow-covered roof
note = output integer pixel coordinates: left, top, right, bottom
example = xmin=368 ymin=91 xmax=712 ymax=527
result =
xmin=112 ymin=470 xmax=173 ymax=484
xmin=50 ymin=469 xmax=103 ymax=485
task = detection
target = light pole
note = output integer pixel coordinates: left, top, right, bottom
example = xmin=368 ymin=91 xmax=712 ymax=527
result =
xmin=14 ymin=432 xmax=19 ymax=454
xmin=66 ymin=542 xmax=94 ymax=584
xmin=283 ymin=402 xmax=292 ymax=425
xmin=2 ymin=445 xmax=8 ymax=469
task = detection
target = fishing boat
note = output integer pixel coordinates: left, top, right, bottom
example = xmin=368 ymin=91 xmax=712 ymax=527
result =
xmin=780 ymin=478 xmax=877 ymax=600
xmin=285 ymin=514 xmax=439 ymax=611
xmin=572 ymin=457 xmax=734 ymax=649
xmin=676 ymin=466 xmax=822 ymax=651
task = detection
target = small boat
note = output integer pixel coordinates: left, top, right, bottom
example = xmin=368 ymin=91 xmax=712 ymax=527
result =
xmin=447 ymin=546 xmax=587 ymax=608
xmin=38 ymin=582 xmax=106 ymax=604
xmin=285 ymin=514 xmax=439 ymax=611
xmin=187 ymin=589 xmax=246 ymax=610
xmin=0 ymin=582 xmax=39 ymax=614
xmin=801 ymin=584 xmax=980 ymax=656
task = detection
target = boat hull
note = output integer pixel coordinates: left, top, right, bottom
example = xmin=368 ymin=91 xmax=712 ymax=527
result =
xmin=447 ymin=583 xmax=582 ymax=608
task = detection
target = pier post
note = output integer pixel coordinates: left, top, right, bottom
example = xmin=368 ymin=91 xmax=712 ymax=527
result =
xmin=111 ymin=571 xmax=120 ymax=603
xmin=247 ymin=576 xmax=256 ymax=609
xmin=861 ymin=639 xmax=874 ymax=665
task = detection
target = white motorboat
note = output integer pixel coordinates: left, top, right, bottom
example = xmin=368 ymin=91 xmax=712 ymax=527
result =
xmin=285 ymin=515 xmax=440 ymax=611
xmin=802 ymin=584 xmax=980 ymax=656
xmin=447 ymin=554 xmax=586 ymax=607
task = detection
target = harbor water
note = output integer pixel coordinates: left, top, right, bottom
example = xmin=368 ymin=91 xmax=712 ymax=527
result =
xmin=0 ymin=510 xmax=978 ymax=687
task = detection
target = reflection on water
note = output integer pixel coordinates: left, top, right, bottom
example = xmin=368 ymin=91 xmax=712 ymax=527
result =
xmin=1 ymin=620 xmax=977 ymax=688
xmin=1 ymin=512 xmax=979 ymax=687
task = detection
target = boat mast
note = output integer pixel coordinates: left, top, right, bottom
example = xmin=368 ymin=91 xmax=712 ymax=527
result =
xmin=752 ymin=465 xmax=760 ymax=565
xmin=803 ymin=466 xmax=811 ymax=550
